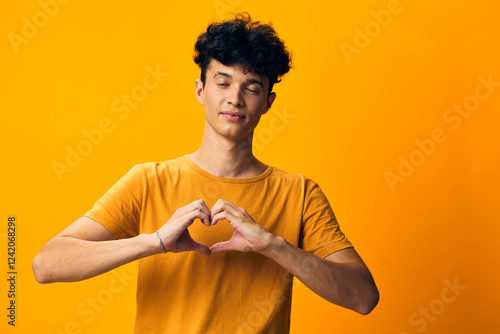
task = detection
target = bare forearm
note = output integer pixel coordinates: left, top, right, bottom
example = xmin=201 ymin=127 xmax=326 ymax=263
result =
xmin=33 ymin=233 xmax=161 ymax=283
xmin=260 ymin=236 xmax=379 ymax=314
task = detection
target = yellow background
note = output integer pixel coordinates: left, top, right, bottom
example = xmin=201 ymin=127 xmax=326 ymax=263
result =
xmin=1 ymin=0 xmax=499 ymax=333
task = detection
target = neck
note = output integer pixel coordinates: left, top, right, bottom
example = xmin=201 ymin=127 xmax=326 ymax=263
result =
xmin=189 ymin=126 xmax=267 ymax=179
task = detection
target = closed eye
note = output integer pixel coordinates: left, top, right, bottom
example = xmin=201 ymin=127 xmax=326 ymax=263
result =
xmin=246 ymin=87 xmax=260 ymax=94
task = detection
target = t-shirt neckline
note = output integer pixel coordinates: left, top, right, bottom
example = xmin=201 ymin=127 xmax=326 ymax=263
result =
xmin=183 ymin=154 xmax=273 ymax=184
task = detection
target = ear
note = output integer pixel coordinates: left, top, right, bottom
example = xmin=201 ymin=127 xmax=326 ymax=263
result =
xmin=195 ymin=79 xmax=204 ymax=105
xmin=262 ymin=92 xmax=276 ymax=115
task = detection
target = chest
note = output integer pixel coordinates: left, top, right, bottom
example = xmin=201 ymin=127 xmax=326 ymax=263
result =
xmin=140 ymin=179 xmax=304 ymax=247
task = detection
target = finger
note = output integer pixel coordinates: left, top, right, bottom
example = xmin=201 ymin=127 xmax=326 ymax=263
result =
xmin=210 ymin=240 xmax=235 ymax=253
xmin=210 ymin=199 xmax=236 ymax=222
xmin=212 ymin=211 xmax=244 ymax=230
xmin=175 ymin=199 xmax=205 ymax=217
xmin=185 ymin=199 xmax=208 ymax=212
xmin=183 ymin=209 xmax=211 ymax=228
xmin=209 ymin=199 xmax=224 ymax=221
xmin=195 ymin=200 xmax=212 ymax=226
xmin=193 ymin=199 xmax=210 ymax=215
xmin=211 ymin=211 xmax=228 ymax=226
xmin=189 ymin=198 xmax=207 ymax=207
xmin=186 ymin=199 xmax=211 ymax=226
xmin=195 ymin=208 xmax=211 ymax=226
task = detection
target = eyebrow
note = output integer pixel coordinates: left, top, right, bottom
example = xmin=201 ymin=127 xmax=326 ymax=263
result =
xmin=213 ymin=71 xmax=264 ymax=88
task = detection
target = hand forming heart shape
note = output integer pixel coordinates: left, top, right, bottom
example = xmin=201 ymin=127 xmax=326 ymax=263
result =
xmin=156 ymin=198 xmax=274 ymax=256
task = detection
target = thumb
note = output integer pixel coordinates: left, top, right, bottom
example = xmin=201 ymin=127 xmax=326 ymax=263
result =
xmin=192 ymin=241 xmax=211 ymax=256
xmin=210 ymin=240 xmax=235 ymax=253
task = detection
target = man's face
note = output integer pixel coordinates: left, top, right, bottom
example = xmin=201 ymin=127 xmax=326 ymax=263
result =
xmin=195 ymin=59 xmax=276 ymax=141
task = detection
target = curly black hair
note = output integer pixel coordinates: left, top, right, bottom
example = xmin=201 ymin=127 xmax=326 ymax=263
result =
xmin=194 ymin=13 xmax=292 ymax=96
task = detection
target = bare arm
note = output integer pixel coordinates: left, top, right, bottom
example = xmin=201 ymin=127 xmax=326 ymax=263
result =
xmin=209 ymin=199 xmax=379 ymax=315
xmin=32 ymin=216 xmax=160 ymax=283
xmin=32 ymin=200 xmax=212 ymax=284
xmin=261 ymin=240 xmax=379 ymax=315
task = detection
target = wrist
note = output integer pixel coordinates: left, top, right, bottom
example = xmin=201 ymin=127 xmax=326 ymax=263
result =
xmin=258 ymin=233 xmax=285 ymax=258
xmin=142 ymin=232 xmax=166 ymax=256
xmin=155 ymin=230 xmax=167 ymax=253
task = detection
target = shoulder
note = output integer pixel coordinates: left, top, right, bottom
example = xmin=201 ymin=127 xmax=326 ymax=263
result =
xmin=267 ymin=165 xmax=319 ymax=192
xmin=123 ymin=156 xmax=189 ymax=182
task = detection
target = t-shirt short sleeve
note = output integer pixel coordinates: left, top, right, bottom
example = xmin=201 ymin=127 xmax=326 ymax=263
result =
xmin=84 ymin=165 xmax=145 ymax=239
xmin=300 ymin=180 xmax=353 ymax=258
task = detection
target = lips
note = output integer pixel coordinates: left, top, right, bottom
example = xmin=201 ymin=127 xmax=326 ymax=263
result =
xmin=220 ymin=111 xmax=245 ymax=121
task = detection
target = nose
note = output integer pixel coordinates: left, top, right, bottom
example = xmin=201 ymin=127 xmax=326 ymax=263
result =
xmin=227 ymin=86 xmax=244 ymax=107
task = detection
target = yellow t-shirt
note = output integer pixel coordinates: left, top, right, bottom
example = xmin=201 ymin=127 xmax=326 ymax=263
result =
xmin=84 ymin=155 xmax=352 ymax=334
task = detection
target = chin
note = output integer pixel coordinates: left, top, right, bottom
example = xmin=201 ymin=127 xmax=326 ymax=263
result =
xmin=220 ymin=129 xmax=252 ymax=141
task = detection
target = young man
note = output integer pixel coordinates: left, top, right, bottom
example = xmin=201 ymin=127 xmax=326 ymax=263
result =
xmin=33 ymin=13 xmax=379 ymax=333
